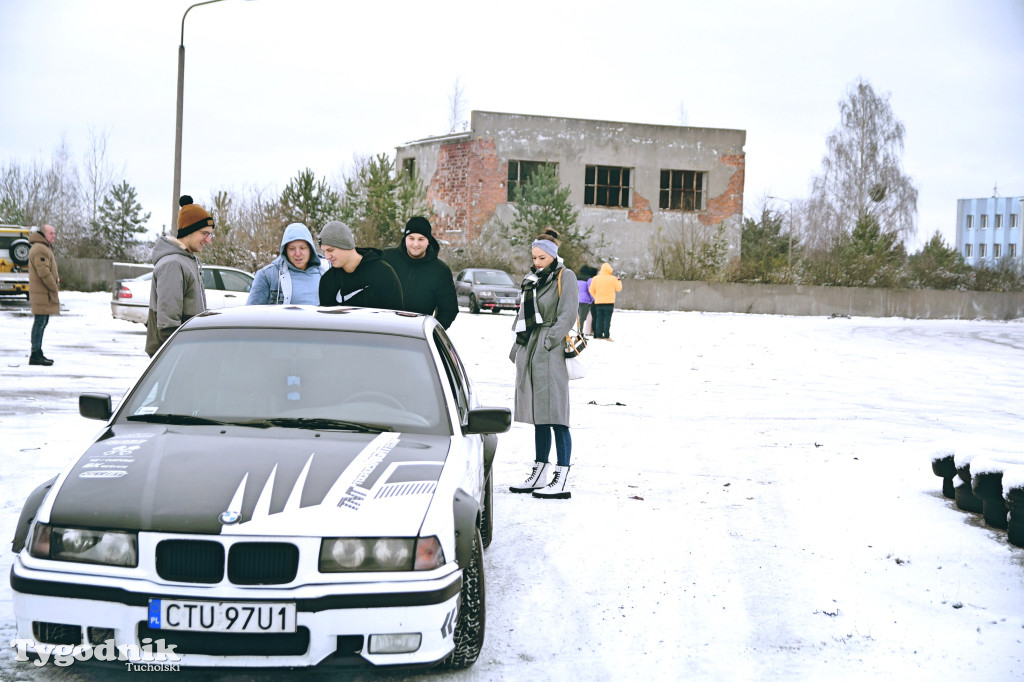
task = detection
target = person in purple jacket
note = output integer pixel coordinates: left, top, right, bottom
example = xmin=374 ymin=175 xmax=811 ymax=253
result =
xmin=576 ymin=265 xmax=598 ymax=334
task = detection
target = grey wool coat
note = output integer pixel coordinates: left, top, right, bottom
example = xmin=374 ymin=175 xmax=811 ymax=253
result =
xmin=510 ymin=266 xmax=579 ymax=426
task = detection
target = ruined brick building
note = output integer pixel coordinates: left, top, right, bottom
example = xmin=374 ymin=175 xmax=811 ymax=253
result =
xmin=395 ymin=111 xmax=746 ymax=271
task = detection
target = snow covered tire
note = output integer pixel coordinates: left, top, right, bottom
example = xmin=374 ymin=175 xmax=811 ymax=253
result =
xmin=972 ymin=471 xmax=1008 ymax=530
xmin=441 ymin=528 xmax=485 ymax=669
xmin=953 ymin=463 xmax=983 ymax=514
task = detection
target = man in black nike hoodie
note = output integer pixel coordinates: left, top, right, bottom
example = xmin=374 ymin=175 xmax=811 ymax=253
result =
xmin=383 ymin=216 xmax=458 ymax=329
xmin=317 ymin=221 xmax=404 ymax=311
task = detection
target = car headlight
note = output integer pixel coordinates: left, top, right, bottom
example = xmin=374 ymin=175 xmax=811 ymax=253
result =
xmin=477 ymin=290 xmax=495 ymax=298
xmin=28 ymin=524 xmax=138 ymax=567
xmin=319 ymin=537 xmax=444 ymax=572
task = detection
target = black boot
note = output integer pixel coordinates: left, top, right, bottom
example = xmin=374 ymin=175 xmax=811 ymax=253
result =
xmin=29 ymin=351 xmax=53 ymax=366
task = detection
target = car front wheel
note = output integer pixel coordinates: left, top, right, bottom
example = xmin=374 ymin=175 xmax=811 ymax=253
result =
xmin=441 ymin=528 xmax=485 ymax=669
xmin=469 ymin=295 xmax=480 ymax=314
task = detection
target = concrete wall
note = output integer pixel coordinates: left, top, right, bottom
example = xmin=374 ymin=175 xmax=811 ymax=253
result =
xmin=396 ymin=111 xmax=746 ymax=274
xmin=618 ymin=279 xmax=1024 ymax=320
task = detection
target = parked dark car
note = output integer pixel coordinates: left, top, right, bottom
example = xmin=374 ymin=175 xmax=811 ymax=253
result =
xmin=10 ymin=305 xmax=510 ymax=670
xmin=454 ymin=269 xmax=520 ymax=314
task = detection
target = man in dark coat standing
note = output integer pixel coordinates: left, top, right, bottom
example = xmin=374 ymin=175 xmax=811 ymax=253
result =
xmin=27 ymin=224 xmax=59 ymax=366
xmin=318 ymin=221 xmax=404 ymax=311
xmin=383 ymin=217 xmax=458 ymax=329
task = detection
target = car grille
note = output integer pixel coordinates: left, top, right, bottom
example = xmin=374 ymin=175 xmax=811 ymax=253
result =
xmin=155 ymin=540 xmax=298 ymax=585
xmin=227 ymin=542 xmax=299 ymax=585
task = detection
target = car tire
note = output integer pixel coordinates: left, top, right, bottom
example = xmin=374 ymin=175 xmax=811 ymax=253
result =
xmin=10 ymin=239 xmax=31 ymax=267
xmin=441 ymin=528 xmax=485 ymax=669
xmin=469 ymin=295 xmax=480 ymax=314
xmin=491 ymin=307 xmax=501 ymax=314
xmin=480 ymin=471 xmax=493 ymax=550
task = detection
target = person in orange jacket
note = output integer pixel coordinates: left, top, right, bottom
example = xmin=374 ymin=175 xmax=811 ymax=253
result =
xmin=588 ymin=262 xmax=622 ymax=340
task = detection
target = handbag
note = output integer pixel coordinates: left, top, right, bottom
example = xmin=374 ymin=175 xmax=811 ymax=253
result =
xmin=558 ymin=269 xmax=588 ymax=380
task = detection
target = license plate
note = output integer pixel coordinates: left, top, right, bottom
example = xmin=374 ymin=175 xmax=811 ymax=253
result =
xmin=499 ymin=298 xmax=516 ymax=304
xmin=148 ymin=599 xmax=297 ymax=633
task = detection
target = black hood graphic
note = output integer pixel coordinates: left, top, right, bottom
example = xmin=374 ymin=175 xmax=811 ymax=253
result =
xmin=48 ymin=425 xmax=450 ymax=535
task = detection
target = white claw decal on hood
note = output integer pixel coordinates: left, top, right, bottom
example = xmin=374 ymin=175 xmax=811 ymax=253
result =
xmin=222 ymin=433 xmax=405 ymax=536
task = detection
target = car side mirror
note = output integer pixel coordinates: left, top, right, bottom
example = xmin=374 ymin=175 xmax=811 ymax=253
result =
xmin=79 ymin=393 xmax=112 ymax=421
xmin=464 ymin=407 xmax=511 ymax=435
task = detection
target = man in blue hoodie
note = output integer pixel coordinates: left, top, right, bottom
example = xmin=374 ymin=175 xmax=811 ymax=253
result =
xmin=246 ymin=223 xmax=323 ymax=305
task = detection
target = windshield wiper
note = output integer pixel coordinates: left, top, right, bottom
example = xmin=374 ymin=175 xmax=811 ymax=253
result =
xmin=126 ymin=414 xmax=237 ymax=426
xmin=256 ymin=417 xmax=392 ymax=433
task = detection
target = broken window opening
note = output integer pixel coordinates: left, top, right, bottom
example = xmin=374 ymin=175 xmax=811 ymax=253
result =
xmin=584 ymin=165 xmax=632 ymax=208
xmin=659 ymin=169 xmax=706 ymax=211
xmin=507 ymin=160 xmax=558 ymax=202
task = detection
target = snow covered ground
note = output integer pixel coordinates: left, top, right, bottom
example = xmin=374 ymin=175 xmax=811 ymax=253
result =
xmin=1 ymin=292 xmax=1022 ymax=681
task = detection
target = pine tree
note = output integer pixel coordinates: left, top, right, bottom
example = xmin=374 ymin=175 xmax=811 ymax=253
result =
xmin=907 ymin=231 xmax=972 ymax=290
xmin=338 ymin=154 xmax=427 ymax=249
xmin=92 ymin=180 xmax=150 ymax=259
xmin=279 ymin=168 xmax=342 ymax=233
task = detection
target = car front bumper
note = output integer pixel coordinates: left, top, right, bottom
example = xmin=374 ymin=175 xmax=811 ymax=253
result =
xmin=11 ymin=560 xmax=462 ymax=668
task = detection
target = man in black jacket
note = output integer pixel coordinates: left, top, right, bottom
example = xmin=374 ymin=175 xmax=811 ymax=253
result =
xmin=318 ymin=221 xmax=403 ymax=311
xmin=383 ymin=217 xmax=458 ymax=329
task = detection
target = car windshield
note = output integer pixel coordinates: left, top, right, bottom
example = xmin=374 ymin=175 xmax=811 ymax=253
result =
xmin=119 ymin=328 xmax=451 ymax=435
xmin=474 ymin=271 xmax=516 ymax=286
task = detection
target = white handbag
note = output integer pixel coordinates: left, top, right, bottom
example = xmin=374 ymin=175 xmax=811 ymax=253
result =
xmin=566 ymin=353 xmax=589 ymax=380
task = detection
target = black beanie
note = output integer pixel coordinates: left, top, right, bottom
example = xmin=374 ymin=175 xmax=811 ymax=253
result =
xmin=404 ymin=216 xmax=433 ymax=238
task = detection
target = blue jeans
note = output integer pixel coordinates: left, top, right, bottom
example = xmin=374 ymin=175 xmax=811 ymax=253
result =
xmin=535 ymin=424 xmax=572 ymax=467
xmin=592 ymin=304 xmax=614 ymax=338
xmin=31 ymin=315 xmax=49 ymax=353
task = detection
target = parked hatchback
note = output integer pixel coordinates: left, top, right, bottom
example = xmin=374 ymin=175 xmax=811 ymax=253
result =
xmin=454 ymin=268 xmax=520 ymax=314
xmin=111 ymin=266 xmax=254 ymax=325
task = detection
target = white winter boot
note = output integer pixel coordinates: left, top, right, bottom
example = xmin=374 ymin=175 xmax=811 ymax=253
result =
xmin=532 ymin=465 xmax=571 ymax=499
xmin=509 ymin=462 xmax=551 ymax=493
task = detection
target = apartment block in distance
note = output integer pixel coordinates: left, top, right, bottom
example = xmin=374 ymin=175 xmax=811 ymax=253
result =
xmin=955 ymin=195 xmax=1024 ymax=266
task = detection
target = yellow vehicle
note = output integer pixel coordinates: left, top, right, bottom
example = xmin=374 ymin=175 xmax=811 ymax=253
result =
xmin=0 ymin=225 xmax=32 ymax=298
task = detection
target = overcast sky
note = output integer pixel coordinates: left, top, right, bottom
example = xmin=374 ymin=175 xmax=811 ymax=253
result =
xmin=1 ymin=0 xmax=1022 ymax=249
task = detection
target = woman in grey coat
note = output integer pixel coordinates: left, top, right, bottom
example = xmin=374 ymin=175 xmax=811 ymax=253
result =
xmin=508 ymin=229 xmax=579 ymax=499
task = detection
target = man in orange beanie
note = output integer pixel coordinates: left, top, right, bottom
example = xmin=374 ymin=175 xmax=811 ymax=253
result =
xmin=145 ymin=195 xmax=214 ymax=356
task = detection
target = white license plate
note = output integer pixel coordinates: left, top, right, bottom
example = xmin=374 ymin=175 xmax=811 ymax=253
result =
xmin=499 ymin=298 xmax=516 ymax=304
xmin=148 ymin=599 xmax=297 ymax=633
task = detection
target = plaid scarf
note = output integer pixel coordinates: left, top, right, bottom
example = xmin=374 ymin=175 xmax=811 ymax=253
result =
xmin=513 ymin=261 xmax=560 ymax=345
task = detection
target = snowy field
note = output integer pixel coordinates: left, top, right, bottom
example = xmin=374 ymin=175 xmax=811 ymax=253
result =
xmin=1 ymin=292 xmax=1023 ymax=681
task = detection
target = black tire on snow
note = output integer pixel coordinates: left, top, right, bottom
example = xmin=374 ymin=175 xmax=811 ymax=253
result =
xmin=973 ymin=471 xmax=1008 ymax=529
xmin=480 ymin=471 xmax=493 ymax=549
xmin=1007 ymin=488 xmax=1024 ymax=548
xmin=953 ymin=464 xmax=984 ymax=514
xmin=441 ymin=528 xmax=485 ymax=669
xmin=942 ymin=477 xmax=955 ymax=499
xmin=491 ymin=307 xmax=501 ymax=314
xmin=931 ymin=454 xmax=956 ymax=479
xmin=469 ymin=295 xmax=480 ymax=314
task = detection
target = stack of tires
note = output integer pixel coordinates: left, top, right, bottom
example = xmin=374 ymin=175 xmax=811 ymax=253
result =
xmin=931 ymin=448 xmax=1024 ymax=548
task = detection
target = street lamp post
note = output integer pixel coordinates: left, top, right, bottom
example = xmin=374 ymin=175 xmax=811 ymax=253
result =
xmin=768 ymin=196 xmax=794 ymax=281
xmin=172 ymin=0 xmax=232 ymax=232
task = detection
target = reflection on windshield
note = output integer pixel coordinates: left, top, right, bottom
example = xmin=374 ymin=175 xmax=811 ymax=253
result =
xmin=121 ymin=329 xmax=450 ymax=436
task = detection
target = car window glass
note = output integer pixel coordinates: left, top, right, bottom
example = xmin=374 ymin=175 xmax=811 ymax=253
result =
xmin=202 ymin=268 xmax=218 ymax=290
xmin=120 ymin=328 xmax=451 ymax=436
xmin=476 ymin=271 xmax=515 ymax=286
xmin=433 ymin=327 xmax=470 ymax=421
xmin=219 ymin=270 xmax=253 ymax=293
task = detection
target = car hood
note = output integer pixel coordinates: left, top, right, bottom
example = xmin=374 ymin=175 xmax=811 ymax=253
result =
xmin=47 ymin=425 xmax=450 ymax=537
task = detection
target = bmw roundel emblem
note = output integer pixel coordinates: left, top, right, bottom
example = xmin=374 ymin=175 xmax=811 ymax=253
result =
xmin=219 ymin=510 xmax=241 ymax=525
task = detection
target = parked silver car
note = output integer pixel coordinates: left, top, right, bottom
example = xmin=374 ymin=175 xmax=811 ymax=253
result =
xmin=454 ymin=268 xmax=520 ymax=314
xmin=111 ymin=266 xmax=253 ymax=325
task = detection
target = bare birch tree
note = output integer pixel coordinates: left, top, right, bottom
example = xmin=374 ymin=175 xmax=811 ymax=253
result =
xmin=805 ymin=78 xmax=918 ymax=251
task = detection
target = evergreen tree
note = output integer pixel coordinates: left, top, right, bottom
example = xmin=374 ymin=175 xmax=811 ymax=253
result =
xmin=500 ymin=164 xmax=593 ymax=269
xmin=907 ymin=231 xmax=972 ymax=289
xmin=739 ymin=208 xmax=793 ymax=283
xmin=92 ymin=180 xmax=150 ymax=259
xmin=834 ymin=213 xmax=906 ymax=287
xmin=279 ymin=168 xmax=342 ymax=233
xmin=338 ymin=154 xmax=427 ymax=249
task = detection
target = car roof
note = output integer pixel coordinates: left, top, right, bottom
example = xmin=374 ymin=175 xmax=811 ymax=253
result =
xmin=181 ymin=304 xmax=433 ymax=337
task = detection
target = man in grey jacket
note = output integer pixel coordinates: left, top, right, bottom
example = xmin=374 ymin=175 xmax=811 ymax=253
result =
xmin=145 ymin=196 xmax=213 ymax=357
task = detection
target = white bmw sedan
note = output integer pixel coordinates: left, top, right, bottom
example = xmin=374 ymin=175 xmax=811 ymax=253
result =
xmin=10 ymin=305 xmax=509 ymax=670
